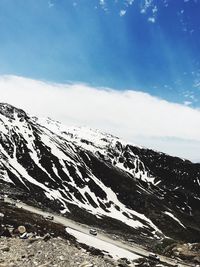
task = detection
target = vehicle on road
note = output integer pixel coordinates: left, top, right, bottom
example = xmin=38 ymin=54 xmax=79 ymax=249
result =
xmin=148 ymin=253 xmax=160 ymax=261
xmin=45 ymin=215 xmax=54 ymax=220
xmin=89 ymin=229 xmax=97 ymax=236
xmin=9 ymin=203 xmax=16 ymax=207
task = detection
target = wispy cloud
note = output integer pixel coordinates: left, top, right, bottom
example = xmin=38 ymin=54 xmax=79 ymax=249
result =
xmin=99 ymin=0 xmax=108 ymax=11
xmin=148 ymin=17 xmax=155 ymax=23
xmin=120 ymin=10 xmax=126 ymax=16
xmin=184 ymin=101 xmax=192 ymax=106
xmin=48 ymin=0 xmax=54 ymax=8
xmin=0 ymin=75 xmax=200 ymax=161
xmin=127 ymin=0 xmax=134 ymax=5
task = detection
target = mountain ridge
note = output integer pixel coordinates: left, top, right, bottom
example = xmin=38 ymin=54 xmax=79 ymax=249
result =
xmin=0 ymin=103 xmax=200 ymax=247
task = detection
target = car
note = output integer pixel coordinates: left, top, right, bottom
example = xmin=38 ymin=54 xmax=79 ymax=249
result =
xmin=89 ymin=229 xmax=97 ymax=236
xmin=45 ymin=215 xmax=54 ymax=220
xmin=9 ymin=202 xmax=16 ymax=207
xmin=148 ymin=253 xmax=160 ymax=261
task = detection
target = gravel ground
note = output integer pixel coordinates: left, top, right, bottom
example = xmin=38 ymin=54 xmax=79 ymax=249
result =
xmin=0 ymin=237 xmax=117 ymax=267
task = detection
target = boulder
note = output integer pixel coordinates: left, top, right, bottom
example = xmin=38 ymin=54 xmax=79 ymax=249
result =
xmin=0 ymin=246 xmax=10 ymax=252
xmin=17 ymin=225 xmax=26 ymax=234
xmin=43 ymin=233 xmax=51 ymax=242
xmin=0 ymin=229 xmax=12 ymax=238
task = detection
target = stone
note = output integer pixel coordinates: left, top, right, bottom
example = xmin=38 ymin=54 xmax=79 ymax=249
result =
xmin=0 ymin=246 xmax=10 ymax=252
xmin=0 ymin=229 xmax=12 ymax=238
xmin=43 ymin=233 xmax=51 ymax=242
xmin=194 ymin=256 xmax=200 ymax=263
xmin=0 ymin=264 xmax=16 ymax=267
xmin=80 ymin=262 xmax=94 ymax=267
xmin=59 ymin=256 xmax=65 ymax=261
xmin=37 ymin=262 xmax=52 ymax=267
xmin=17 ymin=225 xmax=26 ymax=234
xmin=28 ymin=254 xmax=34 ymax=258
xmin=27 ymin=237 xmax=39 ymax=244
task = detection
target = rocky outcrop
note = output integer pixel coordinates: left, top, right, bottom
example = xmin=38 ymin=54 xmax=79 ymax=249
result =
xmin=164 ymin=242 xmax=200 ymax=264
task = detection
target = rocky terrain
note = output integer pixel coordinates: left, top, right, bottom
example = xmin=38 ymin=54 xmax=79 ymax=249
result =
xmin=0 ymin=236 xmax=116 ymax=267
xmin=0 ymin=201 xmax=120 ymax=267
xmin=164 ymin=242 xmax=200 ymax=264
xmin=0 ymin=235 xmax=172 ymax=267
xmin=0 ymin=202 xmax=167 ymax=267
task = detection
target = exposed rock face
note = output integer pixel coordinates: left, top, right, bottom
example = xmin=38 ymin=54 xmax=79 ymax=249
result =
xmin=164 ymin=242 xmax=200 ymax=263
xmin=0 ymin=103 xmax=200 ymax=244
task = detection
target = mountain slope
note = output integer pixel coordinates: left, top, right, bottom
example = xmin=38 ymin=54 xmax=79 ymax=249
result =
xmin=0 ymin=103 xmax=200 ymax=245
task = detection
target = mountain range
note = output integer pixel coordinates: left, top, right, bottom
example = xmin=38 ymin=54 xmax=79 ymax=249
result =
xmin=0 ymin=103 xmax=200 ymax=247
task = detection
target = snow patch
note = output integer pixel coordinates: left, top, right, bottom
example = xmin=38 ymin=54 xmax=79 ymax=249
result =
xmin=164 ymin=211 xmax=186 ymax=228
xmin=65 ymin=227 xmax=140 ymax=261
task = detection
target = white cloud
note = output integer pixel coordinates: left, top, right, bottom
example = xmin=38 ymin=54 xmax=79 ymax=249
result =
xmin=140 ymin=0 xmax=153 ymax=13
xmin=0 ymin=75 xmax=200 ymax=162
xmin=152 ymin=5 xmax=158 ymax=13
xmin=127 ymin=0 xmax=134 ymax=5
xmin=184 ymin=101 xmax=192 ymax=106
xmin=148 ymin=17 xmax=156 ymax=23
xmin=120 ymin=10 xmax=126 ymax=16
xmin=193 ymin=81 xmax=200 ymax=88
xmin=99 ymin=0 xmax=107 ymax=10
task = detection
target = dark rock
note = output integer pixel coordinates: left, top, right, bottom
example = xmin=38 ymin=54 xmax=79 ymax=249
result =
xmin=0 ymin=229 xmax=12 ymax=238
xmin=0 ymin=246 xmax=10 ymax=252
xmin=43 ymin=233 xmax=51 ymax=242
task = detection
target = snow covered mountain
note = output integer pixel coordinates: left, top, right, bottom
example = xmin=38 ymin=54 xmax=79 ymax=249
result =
xmin=0 ymin=103 xmax=200 ymax=245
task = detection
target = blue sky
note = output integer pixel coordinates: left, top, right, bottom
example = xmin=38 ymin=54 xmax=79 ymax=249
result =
xmin=1 ymin=0 xmax=200 ymax=161
xmin=0 ymin=0 xmax=200 ymax=106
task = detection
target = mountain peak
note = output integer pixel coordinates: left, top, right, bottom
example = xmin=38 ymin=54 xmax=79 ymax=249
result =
xmin=0 ymin=103 xmax=28 ymax=121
